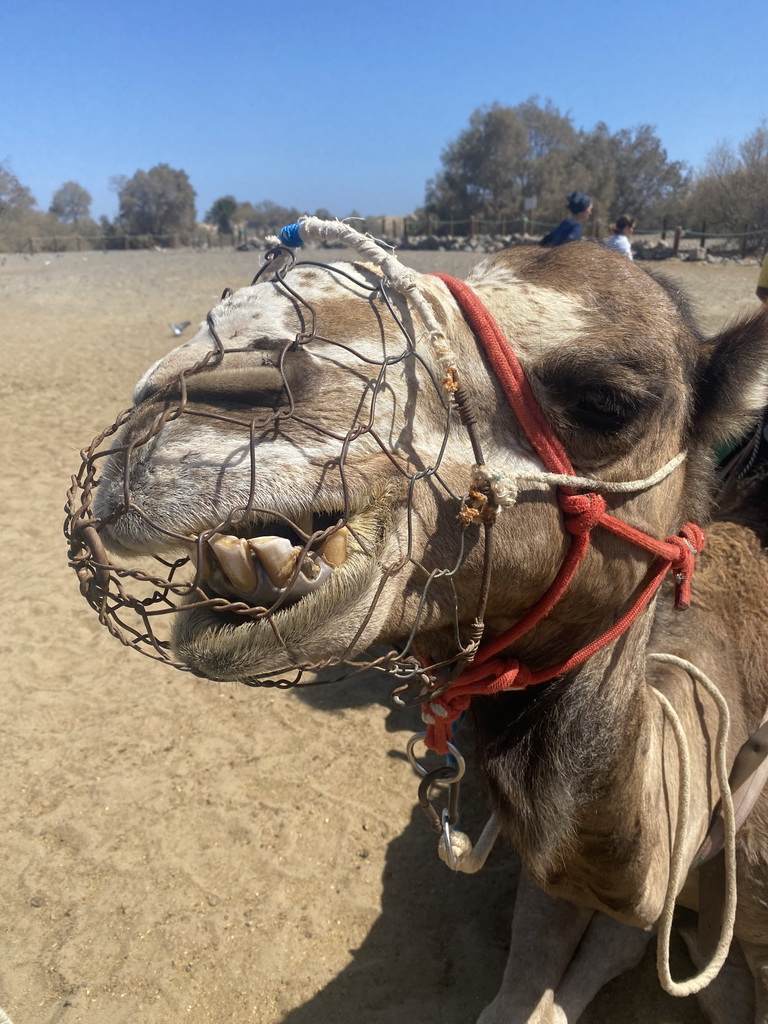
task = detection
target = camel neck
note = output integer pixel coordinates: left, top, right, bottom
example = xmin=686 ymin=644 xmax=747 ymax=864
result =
xmin=472 ymin=618 xmax=677 ymax=923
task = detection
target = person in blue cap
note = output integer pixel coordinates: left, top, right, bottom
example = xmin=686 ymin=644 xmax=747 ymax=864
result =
xmin=540 ymin=191 xmax=593 ymax=247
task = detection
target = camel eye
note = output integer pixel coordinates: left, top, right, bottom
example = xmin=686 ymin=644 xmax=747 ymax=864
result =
xmin=571 ymin=393 xmax=629 ymax=433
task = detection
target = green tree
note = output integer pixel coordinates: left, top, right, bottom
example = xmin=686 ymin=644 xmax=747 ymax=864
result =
xmin=115 ymin=163 xmax=196 ymax=239
xmin=49 ymin=181 xmax=92 ymax=225
xmin=426 ymin=104 xmax=528 ymax=222
xmin=424 ymin=102 xmax=689 ymax=232
xmin=206 ymin=195 xmax=238 ymax=234
xmin=609 ymin=125 xmax=689 ymax=223
xmin=425 ymin=99 xmax=578 ymax=227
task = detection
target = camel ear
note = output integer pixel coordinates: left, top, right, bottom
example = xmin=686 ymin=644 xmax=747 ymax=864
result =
xmin=694 ymin=304 xmax=768 ymax=449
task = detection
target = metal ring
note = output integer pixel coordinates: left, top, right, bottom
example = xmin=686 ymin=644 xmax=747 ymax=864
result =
xmin=405 ymin=731 xmax=466 ymax=782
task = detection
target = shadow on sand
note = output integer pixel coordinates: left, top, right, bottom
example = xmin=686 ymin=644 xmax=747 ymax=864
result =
xmin=286 ymin=674 xmax=706 ymax=1024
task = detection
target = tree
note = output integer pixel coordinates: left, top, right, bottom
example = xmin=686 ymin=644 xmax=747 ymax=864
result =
xmin=242 ymin=200 xmax=302 ymax=234
xmin=426 ymin=104 xmax=529 ymax=222
xmin=425 ymin=99 xmax=578 ymax=226
xmin=609 ymin=125 xmax=689 ymax=222
xmin=0 ymin=162 xmax=36 ymax=216
xmin=206 ymin=195 xmax=238 ymax=235
xmin=687 ymin=121 xmax=768 ymax=234
xmin=115 ymin=163 xmax=196 ymax=239
xmin=424 ymin=102 xmax=690 ymax=232
xmin=49 ymin=181 xmax=92 ymax=225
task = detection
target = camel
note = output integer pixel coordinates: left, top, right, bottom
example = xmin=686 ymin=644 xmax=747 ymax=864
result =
xmin=71 ymin=218 xmax=768 ymax=1022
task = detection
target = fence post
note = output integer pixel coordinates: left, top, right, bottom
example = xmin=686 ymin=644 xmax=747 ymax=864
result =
xmin=673 ymin=226 xmax=682 ymax=256
xmin=470 ymin=216 xmax=477 ymax=239
xmin=700 ymin=221 xmax=707 ymax=250
xmin=741 ymin=225 xmax=749 ymax=259
xmin=661 ymin=216 xmax=668 ymax=241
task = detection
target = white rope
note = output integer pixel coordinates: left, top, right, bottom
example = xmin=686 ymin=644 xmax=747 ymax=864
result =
xmin=287 ymin=216 xmax=458 ymax=370
xmin=472 ymin=451 xmax=687 ymax=510
xmin=649 ymin=652 xmax=737 ymax=997
xmin=438 ymin=812 xmax=501 ymax=874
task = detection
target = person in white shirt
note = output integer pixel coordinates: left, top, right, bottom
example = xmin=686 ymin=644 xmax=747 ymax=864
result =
xmin=603 ymin=214 xmax=636 ymax=259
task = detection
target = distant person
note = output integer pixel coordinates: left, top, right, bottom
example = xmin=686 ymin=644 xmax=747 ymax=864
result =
xmin=757 ymin=252 xmax=768 ymax=302
xmin=603 ymin=214 xmax=637 ymax=260
xmin=540 ymin=191 xmax=593 ymax=247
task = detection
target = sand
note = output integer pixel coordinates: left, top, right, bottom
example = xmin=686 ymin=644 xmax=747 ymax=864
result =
xmin=1 ymin=245 xmax=763 ymax=1024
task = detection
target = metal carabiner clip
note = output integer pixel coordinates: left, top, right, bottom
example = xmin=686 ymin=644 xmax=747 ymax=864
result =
xmin=406 ymin=731 xmax=466 ymax=781
xmin=407 ymin=732 xmax=466 ymax=836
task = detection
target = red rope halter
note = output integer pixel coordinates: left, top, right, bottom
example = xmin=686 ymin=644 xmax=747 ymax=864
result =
xmin=422 ymin=274 xmax=705 ymax=754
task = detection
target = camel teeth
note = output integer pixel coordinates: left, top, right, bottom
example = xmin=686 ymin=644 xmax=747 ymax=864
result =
xmin=300 ymin=555 xmax=321 ymax=580
xmin=248 ymin=536 xmax=301 ymax=588
xmin=208 ymin=533 xmax=259 ymax=594
xmin=294 ymin=510 xmax=314 ymax=538
xmin=317 ymin=527 xmax=349 ymax=568
xmin=189 ymin=537 xmax=213 ymax=578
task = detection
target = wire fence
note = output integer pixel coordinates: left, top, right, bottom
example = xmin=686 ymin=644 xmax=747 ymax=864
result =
xmin=9 ymin=216 xmax=768 ymax=258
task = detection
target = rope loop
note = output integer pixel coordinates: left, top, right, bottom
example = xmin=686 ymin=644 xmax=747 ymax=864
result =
xmin=423 ymin=658 xmax=525 ymax=753
xmin=558 ymin=491 xmax=607 ymax=534
xmin=666 ymin=523 xmax=706 ymax=610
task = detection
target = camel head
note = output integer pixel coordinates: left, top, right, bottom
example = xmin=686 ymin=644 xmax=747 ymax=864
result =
xmin=69 ymin=221 xmax=768 ymax=693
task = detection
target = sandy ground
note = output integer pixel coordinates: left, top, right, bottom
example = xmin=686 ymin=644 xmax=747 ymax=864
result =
xmin=1 ymin=244 xmax=763 ymax=1024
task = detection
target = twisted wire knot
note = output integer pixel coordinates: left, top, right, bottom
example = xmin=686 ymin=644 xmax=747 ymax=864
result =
xmin=558 ymin=491 xmax=607 ymax=534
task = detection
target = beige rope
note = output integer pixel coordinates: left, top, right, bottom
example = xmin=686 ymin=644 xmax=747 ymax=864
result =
xmin=438 ymin=812 xmax=501 ymax=874
xmin=472 ymin=452 xmax=687 ymax=511
xmin=286 ymin=216 xmax=458 ymax=370
xmin=649 ymin=652 xmax=737 ymax=997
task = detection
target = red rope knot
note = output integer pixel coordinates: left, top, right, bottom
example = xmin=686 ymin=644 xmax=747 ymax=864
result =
xmin=557 ymin=491 xmax=607 ymax=535
xmin=422 ymin=659 xmax=532 ymax=753
xmin=667 ymin=522 xmax=706 ymax=610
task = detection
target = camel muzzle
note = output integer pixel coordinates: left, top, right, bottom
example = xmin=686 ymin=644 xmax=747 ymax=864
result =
xmin=64 ymin=240 xmax=480 ymax=691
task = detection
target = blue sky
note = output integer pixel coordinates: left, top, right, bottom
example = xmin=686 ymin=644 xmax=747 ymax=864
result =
xmin=3 ymin=0 xmax=766 ymax=221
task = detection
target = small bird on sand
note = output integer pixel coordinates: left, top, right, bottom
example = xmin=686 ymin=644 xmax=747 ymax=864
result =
xmin=169 ymin=321 xmax=190 ymax=336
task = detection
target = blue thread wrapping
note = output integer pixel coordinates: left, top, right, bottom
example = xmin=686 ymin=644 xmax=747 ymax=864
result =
xmin=279 ymin=223 xmax=304 ymax=248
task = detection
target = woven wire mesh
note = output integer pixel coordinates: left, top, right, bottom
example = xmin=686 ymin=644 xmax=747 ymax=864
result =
xmin=64 ymin=247 xmax=488 ymax=695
